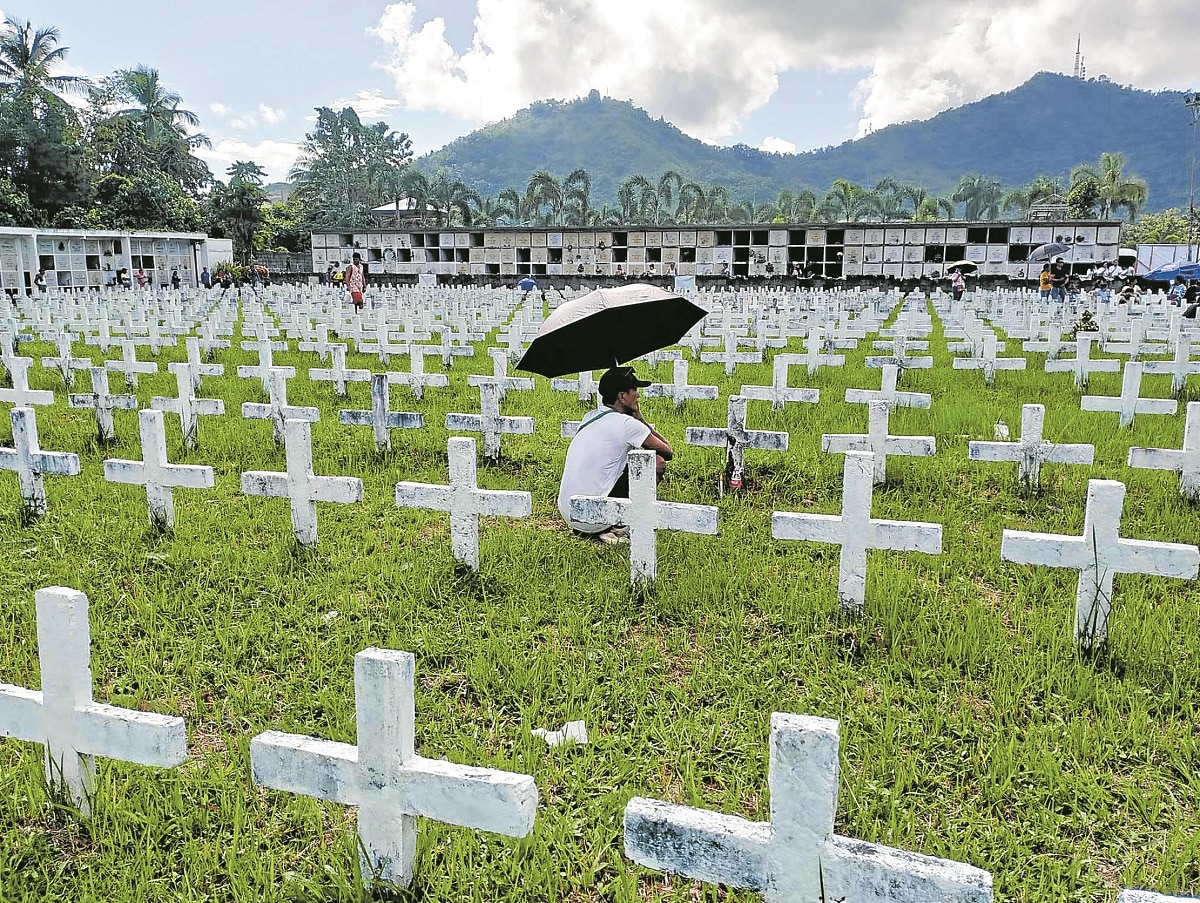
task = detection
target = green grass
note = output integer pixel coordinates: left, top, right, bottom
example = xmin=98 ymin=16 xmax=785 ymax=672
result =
xmin=2 ymin=296 xmax=1199 ymax=902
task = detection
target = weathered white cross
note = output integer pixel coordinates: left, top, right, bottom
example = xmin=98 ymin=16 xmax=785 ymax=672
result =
xmin=624 ymin=711 xmax=992 ymax=902
xmin=196 ymin=321 xmax=230 ymax=360
xmin=845 ymin=363 xmax=931 ymax=409
xmin=0 ymin=586 xmax=188 ymax=815
xmin=952 ymin=333 xmax=1027 ymax=386
xmin=151 ymin=364 xmax=225 ymax=450
xmin=242 ymin=367 xmax=319 ymax=445
xmin=864 ymin=333 xmax=933 ymax=373
xmin=341 ymin=373 xmax=424 ymax=452
xmin=569 ymin=449 xmax=718 ymax=586
xmin=803 ymin=326 xmax=844 ymax=377
xmin=250 ymin=647 xmax=538 ymax=887
xmin=387 ymin=346 xmax=449 ymax=400
xmin=69 ymin=367 xmax=137 ymax=444
xmin=1117 ymin=891 xmax=1197 ymax=903
xmin=105 ymin=339 xmax=159 ymax=390
xmin=237 ymin=328 xmax=294 ymax=395
xmin=0 ymin=407 xmax=80 ymax=520
xmin=700 ymin=326 xmax=763 ymax=375
xmin=1128 ymin=401 xmax=1200 ymax=499
xmin=181 ymin=336 xmax=224 ymax=392
xmin=551 ymin=370 xmax=600 ymax=405
xmin=309 ymin=343 xmax=371 ymax=397
xmin=395 ymin=436 xmax=530 ymax=570
xmin=241 ymin=418 xmax=364 ymax=547
xmin=104 ymin=409 xmax=215 ymax=529
xmin=1142 ymin=335 xmax=1200 ymax=395
xmin=467 ymin=348 xmax=534 ymax=402
xmin=642 ymin=358 xmax=718 ymax=408
xmin=1081 ymin=361 xmax=1177 ymax=428
xmin=968 ymin=403 xmax=1094 ymax=487
xmin=40 ymin=333 xmax=91 ymax=389
xmin=686 ymin=395 xmax=789 ymax=475
xmin=445 ymin=381 xmax=535 ymax=461
xmin=1022 ymin=324 xmax=1071 ymax=360
xmin=0 ymin=355 xmax=55 ymax=407
xmin=740 ymin=354 xmax=820 ymax=411
xmin=1001 ymin=479 xmax=1199 ymax=648
xmin=772 ymin=451 xmax=942 ymax=613
xmin=297 ymin=322 xmax=332 ymax=363
xmin=822 ymin=400 xmax=935 ymax=484
xmin=1045 ymin=333 xmax=1119 ymax=390
xmin=357 ymin=321 xmax=410 ymax=365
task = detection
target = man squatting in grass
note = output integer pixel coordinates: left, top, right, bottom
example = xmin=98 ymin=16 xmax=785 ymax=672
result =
xmin=558 ymin=366 xmax=674 ymax=543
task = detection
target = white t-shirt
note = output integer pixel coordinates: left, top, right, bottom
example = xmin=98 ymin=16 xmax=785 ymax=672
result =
xmin=558 ymin=407 xmax=651 ymax=533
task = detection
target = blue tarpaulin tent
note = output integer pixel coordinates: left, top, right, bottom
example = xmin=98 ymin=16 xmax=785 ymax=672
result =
xmin=1144 ymin=260 xmax=1200 ymax=281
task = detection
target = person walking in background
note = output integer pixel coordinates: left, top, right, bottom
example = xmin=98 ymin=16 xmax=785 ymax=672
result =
xmin=345 ymin=252 xmax=366 ymax=311
xmin=1049 ymin=256 xmax=1069 ymax=301
xmin=950 ymin=267 xmax=966 ymax=301
xmin=1038 ymin=263 xmax=1052 ymax=299
xmin=200 ymin=266 xmax=211 ymax=289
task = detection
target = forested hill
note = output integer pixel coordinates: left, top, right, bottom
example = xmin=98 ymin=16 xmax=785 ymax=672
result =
xmin=419 ymin=73 xmax=1190 ymax=209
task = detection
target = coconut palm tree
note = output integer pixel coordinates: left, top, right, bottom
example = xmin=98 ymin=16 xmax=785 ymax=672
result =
xmin=227 ymin=160 xmax=268 ymax=186
xmin=617 ymin=174 xmax=657 ymax=224
xmin=428 ymin=169 xmax=479 ymax=227
xmin=818 ymin=179 xmax=869 ymax=221
xmin=112 ymin=64 xmax=201 ymax=144
xmin=1069 ymin=152 xmax=1148 ymax=220
xmin=656 ymin=170 xmax=684 ymax=224
xmin=0 ymin=16 xmax=90 ymax=114
xmin=524 ymin=170 xmax=562 ymax=226
xmin=774 ymin=187 xmax=819 ymax=223
xmin=951 ymin=174 xmax=1004 ymax=221
xmin=563 ymin=168 xmax=591 ymax=227
xmin=1001 ymin=175 xmax=1063 ymax=218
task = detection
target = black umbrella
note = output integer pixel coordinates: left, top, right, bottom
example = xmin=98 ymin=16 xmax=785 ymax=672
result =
xmin=516 ymin=284 xmax=707 ymax=378
xmin=1028 ymin=242 xmax=1071 ymax=262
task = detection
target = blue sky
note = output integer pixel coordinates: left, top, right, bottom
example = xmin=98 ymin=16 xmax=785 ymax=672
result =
xmin=27 ymin=0 xmax=1200 ymax=183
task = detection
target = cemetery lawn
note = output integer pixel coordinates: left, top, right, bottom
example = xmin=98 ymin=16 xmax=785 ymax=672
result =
xmin=1 ymin=299 xmax=1199 ymax=902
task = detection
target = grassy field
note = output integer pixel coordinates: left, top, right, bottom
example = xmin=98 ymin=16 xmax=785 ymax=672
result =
xmin=1 ymin=293 xmax=1199 ymax=902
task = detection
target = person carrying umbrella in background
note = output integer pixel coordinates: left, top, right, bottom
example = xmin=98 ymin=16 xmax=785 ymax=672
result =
xmin=557 ymin=366 xmax=674 ymax=544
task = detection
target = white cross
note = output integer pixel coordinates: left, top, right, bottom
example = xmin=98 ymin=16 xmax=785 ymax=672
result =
xmin=1103 ymin=319 xmax=1165 ymax=360
xmin=700 ymin=326 xmax=762 ymax=375
xmin=864 ymin=333 xmax=933 ymax=373
xmin=1128 ymin=401 xmax=1200 ymax=499
xmin=822 ymin=400 xmax=935 ymax=484
xmin=250 ymin=647 xmax=537 ymax=888
xmin=772 ymin=451 xmax=942 ymax=613
xmin=105 ymin=409 xmax=215 ymax=529
xmin=309 ymin=343 xmax=371 ymax=397
xmin=0 ymin=355 xmax=55 ymax=407
xmin=241 ymin=418 xmax=364 ymax=547
xmin=1022 ymin=324 xmax=1071 ymax=359
xmin=445 ymin=381 xmax=535 ymax=461
xmin=1143 ymin=335 xmax=1200 ymax=395
xmin=642 ymin=358 xmax=718 ymax=408
xmin=237 ymin=331 xmax=294 ymax=394
xmin=1045 ymin=333 xmax=1119 ymax=390
xmin=968 ymin=404 xmax=1094 ymax=487
xmin=952 ymin=333 xmax=1027 ymax=386
xmin=242 ymin=367 xmax=318 ymax=444
xmin=1081 ymin=361 xmax=1177 ymax=428
xmin=40 ymin=333 xmax=91 ymax=389
xmin=429 ymin=324 xmax=476 ymax=368
xmin=181 ymin=336 xmax=223 ymax=392
xmin=395 ymin=436 xmax=530 ymax=570
xmin=803 ymin=327 xmax=844 ymax=376
xmin=467 ymin=348 xmax=534 ymax=402
xmin=197 ymin=322 xmax=230 ymax=360
xmin=624 ymin=712 xmax=992 ymax=902
xmin=740 ymin=354 xmax=820 ymax=411
xmin=151 ymin=364 xmax=225 ymax=450
xmin=686 ymin=395 xmax=789 ymax=475
xmin=0 ymin=407 xmax=80 ymax=521
xmin=341 ymin=373 xmax=424 ymax=452
xmin=387 ymin=346 xmax=450 ymax=400
xmin=298 ymin=322 xmax=332 ymax=363
xmin=569 ymin=449 xmax=718 ymax=586
xmin=551 ymin=370 xmax=600 ymax=405
xmin=0 ymin=586 xmax=187 ymax=815
xmin=1001 ymin=479 xmax=1199 ymax=648
xmin=845 ymin=363 xmax=931 ymax=409
xmin=105 ymin=339 xmax=159 ymax=390
xmin=68 ymin=367 xmax=137 ymax=444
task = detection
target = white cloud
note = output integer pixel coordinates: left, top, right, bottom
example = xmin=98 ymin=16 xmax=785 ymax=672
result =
xmin=257 ymin=103 xmax=285 ymax=125
xmin=228 ymin=116 xmax=254 ymax=131
xmin=369 ymin=0 xmax=1200 ymax=142
xmin=328 ymin=89 xmax=402 ymax=121
xmin=197 ymin=139 xmax=302 ymax=183
xmin=209 ymin=102 xmax=229 ymax=116
xmin=759 ymin=136 xmax=797 ymax=154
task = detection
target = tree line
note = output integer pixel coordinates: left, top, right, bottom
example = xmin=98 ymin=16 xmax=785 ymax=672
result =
xmin=0 ymin=15 xmax=1159 ymax=268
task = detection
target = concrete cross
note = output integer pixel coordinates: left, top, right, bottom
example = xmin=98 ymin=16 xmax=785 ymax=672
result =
xmin=803 ymin=327 xmax=844 ymax=376
xmin=969 ymin=404 xmax=1094 ymax=487
xmin=685 ymin=395 xmax=789 ymax=475
xmin=952 ymin=333 xmax=1027 ymax=386
xmin=387 ymin=346 xmax=450 ymax=400
xmin=551 ymin=370 xmax=600 ymax=405
xmin=104 ymin=409 xmax=215 ymax=529
xmin=357 ymin=321 xmax=410 ymax=365
xmin=864 ymin=333 xmax=933 ymax=373
xmin=1143 ymin=335 xmax=1200 ymax=395
xmin=241 ymin=418 xmax=364 ymax=547
xmin=643 ymin=358 xmax=718 ymax=409
xmin=86 ymin=318 xmax=116 ymax=353
xmin=445 ymin=381 xmax=535 ymax=462
xmin=1045 ymin=333 xmax=1119 ymax=390
xmin=0 ymin=355 xmax=56 ymax=407
xmin=0 ymin=586 xmax=188 ymax=815
xmin=298 ymin=322 xmax=332 ymax=363
xmin=467 ymin=348 xmax=534 ymax=402
xmin=740 ymin=354 xmax=820 ymax=411
xmin=1001 ymin=479 xmax=1200 ymax=648
xmin=68 ymin=367 xmax=137 ymax=444
xmin=772 ymin=451 xmax=942 ymax=613
xmin=1022 ymin=324 xmax=1071 ymax=360
xmin=700 ymin=325 xmax=763 ymax=375
xmin=181 ymin=336 xmax=224 ymax=392
xmin=197 ymin=322 xmax=230 ymax=360
xmin=237 ymin=329 xmax=294 ymax=395
xmin=395 ymin=436 xmax=530 ymax=570
xmin=1081 ymin=361 xmax=1177 ymax=428
xmin=427 ymin=324 xmax=475 ymax=368
xmin=624 ymin=712 xmax=992 ymax=903
xmin=823 ymin=400 xmax=935 ymax=484
xmin=105 ymin=339 xmax=159 ymax=390
xmin=1102 ymin=319 xmax=1166 ymax=361
xmin=242 ymin=367 xmax=319 ymax=444
xmin=1128 ymin=401 xmax=1200 ymax=499
xmin=309 ymin=343 xmax=371 ymax=397
xmin=0 ymin=407 xmax=80 ymax=521
xmin=250 ymin=647 xmax=538 ymax=888
xmin=151 ymin=364 xmax=225 ymax=450
xmin=845 ymin=363 xmax=931 ymax=410
xmin=40 ymin=333 xmax=91 ymax=389
xmin=569 ymin=449 xmax=718 ymax=586
xmin=341 ymin=373 xmax=424 ymax=451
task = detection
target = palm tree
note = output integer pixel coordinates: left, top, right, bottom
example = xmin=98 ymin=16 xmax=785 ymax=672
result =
xmin=818 ymin=179 xmax=868 ymax=221
xmin=677 ymin=182 xmax=707 ymax=223
xmin=617 ymin=174 xmax=657 ymax=224
xmin=112 ymin=64 xmax=201 ymax=144
xmin=227 ymin=160 xmax=268 ymax=186
xmin=914 ymin=196 xmax=955 ymax=221
xmin=900 ymin=184 xmax=929 ymax=218
xmin=524 ymin=170 xmax=562 ymax=226
xmin=393 ymin=168 xmax=430 ymax=224
xmin=0 ymin=16 xmax=90 ymax=113
xmin=1001 ymin=175 xmax=1063 ymax=218
xmin=774 ymin=188 xmax=818 ymax=223
xmin=862 ymin=178 xmax=907 ymax=221
xmin=1070 ymin=152 xmax=1148 ymax=220
xmin=563 ymin=168 xmax=591 ymax=227
xmin=428 ymin=169 xmax=479 ymax=227
xmin=656 ymin=170 xmax=684 ymax=224
xmin=951 ymin=174 xmax=1004 ymax=221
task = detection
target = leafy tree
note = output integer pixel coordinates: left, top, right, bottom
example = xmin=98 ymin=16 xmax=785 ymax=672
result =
xmin=227 ymin=160 xmax=268 ymax=186
xmin=255 ymin=199 xmax=309 ymax=253
xmin=818 ymin=179 xmax=869 ymax=221
xmin=428 ymin=168 xmax=479 ymax=227
xmin=0 ymin=16 xmax=89 ymax=115
xmin=951 ymin=174 xmax=1003 ymax=221
xmin=1001 ymin=175 xmax=1063 ymax=218
xmin=1120 ymin=207 xmax=1191 ymax=243
xmin=92 ymin=170 xmax=202 ymax=231
xmin=0 ymin=175 xmax=35 ymax=225
xmin=1069 ymin=152 xmax=1148 ymax=220
xmin=563 ymin=168 xmax=592 ymax=227
xmin=208 ymin=177 xmax=266 ymax=262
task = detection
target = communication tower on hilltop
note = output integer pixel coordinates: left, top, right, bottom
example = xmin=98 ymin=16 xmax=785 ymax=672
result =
xmin=1073 ymin=35 xmax=1086 ymax=79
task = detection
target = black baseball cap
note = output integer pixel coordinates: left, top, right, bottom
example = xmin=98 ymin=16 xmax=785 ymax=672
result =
xmin=599 ymin=366 xmax=651 ymax=398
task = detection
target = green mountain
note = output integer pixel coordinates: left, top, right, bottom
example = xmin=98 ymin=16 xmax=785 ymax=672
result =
xmin=419 ymin=73 xmax=1192 ymax=210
